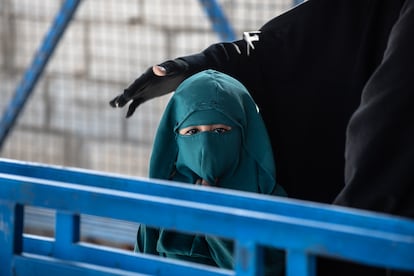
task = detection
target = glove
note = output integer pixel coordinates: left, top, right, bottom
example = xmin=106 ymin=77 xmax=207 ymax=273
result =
xmin=110 ymin=42 xmax=239 ymax=117
xmin=109 ymin=58 xmax=192 ymax=118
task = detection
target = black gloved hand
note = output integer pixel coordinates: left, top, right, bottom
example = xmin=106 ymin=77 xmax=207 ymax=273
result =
xmin=109 ymin=58 xmax=192 ymax=117
xmin=110 ymin=42 xmax=238 ymax=117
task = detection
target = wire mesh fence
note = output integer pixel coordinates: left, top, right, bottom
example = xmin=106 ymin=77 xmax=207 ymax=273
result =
xmin=0 ymin=0 xmax=296 ymax=249
xmin=0 ymin=0 xmax=294 ymax=177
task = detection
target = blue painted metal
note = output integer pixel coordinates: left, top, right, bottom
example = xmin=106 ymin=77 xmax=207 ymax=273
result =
xmin=0 ymin=202 xmax=24 ymax=273
xmin=198 ymin=0 xmax=237 ymax=41
xmin=0 ymin=0 xmax=81 ymax=150
xmin=234 ymin=241 xmax=264 ymax=276
xmin=1 ymin=158 xmax=414 ymax=237
xmin=287 ymin=250 xmax=316 ymax=276
xmin=1 ymin=158 xmax=414 ymax=276
xmin=293 ymin=0 xmax=305 ymax=6
xmin=55 ymin=212 xmax=81 ymax=259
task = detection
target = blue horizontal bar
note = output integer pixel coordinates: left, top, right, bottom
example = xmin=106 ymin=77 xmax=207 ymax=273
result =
xmin=14 ymin=254 xmax=145 ymax=276
xmin=22 ymin=237 xmax=232 ymax=276
xmin=1 ymin=158 xmax=413 ymax=237
xmin=1 ymin=172 xmax=414 ymax=271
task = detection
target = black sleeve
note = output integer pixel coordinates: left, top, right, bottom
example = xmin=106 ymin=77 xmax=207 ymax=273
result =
xmin=334 ymin=0 xmax=414 ymax=218
xmin=179 ymin=1 xmax=305 ymax=92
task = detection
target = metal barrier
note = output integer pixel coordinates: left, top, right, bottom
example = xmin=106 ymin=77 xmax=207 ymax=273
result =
xmin=1 ymin=158 xmax=414 ymax=276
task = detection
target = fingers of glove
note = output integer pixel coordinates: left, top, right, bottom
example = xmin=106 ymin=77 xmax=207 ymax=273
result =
xmin=123 ymin=67 xmax=154 ymax=98
xmin=109 ymin=96 xmax=118 ymax=107
xmin=110 ymin=59 xmax=191 ymax=116
xmin=109 ymin=67 xmax=155 ymax=109
xmin=109 ymin=94 xmax=129 ymax=108
xmin=120 ymin=59 xmax=188 ymax=104
xmin=126 ymin=98 xmax=145 ymax=118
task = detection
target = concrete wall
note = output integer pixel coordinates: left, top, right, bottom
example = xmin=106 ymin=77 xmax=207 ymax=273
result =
xmin=0 ymin=0 xmax=294 ymax=249
xmin=0 ymin=0 xmax=292 ymax=177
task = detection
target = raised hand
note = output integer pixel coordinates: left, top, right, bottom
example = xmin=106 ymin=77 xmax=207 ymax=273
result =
xmin=109 ymin=58 xmax=191 ymax=117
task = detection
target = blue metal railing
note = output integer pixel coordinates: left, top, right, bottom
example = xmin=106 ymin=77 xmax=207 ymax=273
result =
xmin=1 ymin=158 xmax=414 ymax=276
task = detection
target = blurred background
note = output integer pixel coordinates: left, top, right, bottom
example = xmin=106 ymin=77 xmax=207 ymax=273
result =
xmin=0 ymin=0 xmax=299 ymax=250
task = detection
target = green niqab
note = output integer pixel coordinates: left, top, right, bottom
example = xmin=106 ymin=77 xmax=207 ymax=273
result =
xmin=150 ymin=69 xmax=282 ymax=194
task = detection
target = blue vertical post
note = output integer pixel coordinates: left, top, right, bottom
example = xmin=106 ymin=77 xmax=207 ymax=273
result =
xmin=54 ymin=211 xmax=80 ymax=258
xmin=234 ymin=240 xmax=264 ymax=276
xmin=198 ymin=0 xmax=237 ymax=42
xmin=286 ymin=249 xmax=316 ymax=276
xmin=0 ymin=202 xmax=24 ymax=276
xmin=0 ymin=0 xmax=81 ymax=150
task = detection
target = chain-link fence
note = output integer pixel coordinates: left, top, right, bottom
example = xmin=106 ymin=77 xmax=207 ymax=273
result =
xmin=1 ymin=0 xmax=295 ymax=177
xmin=0 ymin=0 xmax=296 ymax=249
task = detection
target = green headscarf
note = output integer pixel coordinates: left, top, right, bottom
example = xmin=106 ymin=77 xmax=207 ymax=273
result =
xmin=136 ymin=70 xmax=286 ymax=274
xmin=150 ymin=69 xmax=284 ymax=194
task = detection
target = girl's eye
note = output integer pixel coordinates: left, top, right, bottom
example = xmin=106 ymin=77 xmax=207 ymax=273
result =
xmin=179 ymin=125 xmax=231 ymax=135
xmin=183 ymin=128 xmax=200 ymax=135
xmin=213 ymin=128 xmax=229 ymax=134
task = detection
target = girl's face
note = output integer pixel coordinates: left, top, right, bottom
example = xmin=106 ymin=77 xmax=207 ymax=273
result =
xmin=175 ymin=122 xmax=241 ymax=186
